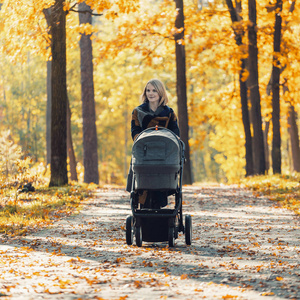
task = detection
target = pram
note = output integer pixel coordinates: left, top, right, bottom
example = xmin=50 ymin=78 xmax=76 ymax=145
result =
xmin=126 ymin=126 xmax=192 ymax=247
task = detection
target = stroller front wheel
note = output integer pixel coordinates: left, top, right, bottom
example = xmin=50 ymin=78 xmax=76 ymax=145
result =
xmin=135 ymin=226 xmax=142 ymax=247
xmin=185 ymin=215 xmax=192 ymax=245
xmin=126 ymin=216 xmax=133 ymax=245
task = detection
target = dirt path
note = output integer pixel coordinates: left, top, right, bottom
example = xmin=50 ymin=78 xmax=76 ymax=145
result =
xmin=0 ymin=185 xmax=299 ymax=300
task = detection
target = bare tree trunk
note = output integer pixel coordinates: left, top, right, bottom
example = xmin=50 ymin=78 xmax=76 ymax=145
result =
xmin=79 ymin=2 xmax=99 ymax=184
xmin=287 ymin=105 xmax=300 ymax=172
xmin=271 ymin=0 xmax=282 ymax=174
xmin=287 ymin=97 xmax=300 ymax=172
xmin=266 ymin=1 xmax=296 ymax=173
xmin=225 ymin=0 xmax=254 ymax=176
xmin=247 ymin=0 xmax=266 ymax=175
xmin=282 ymin=48 xmax=299 ymax=172
xmin=47 ymin=0 xmax=68 ymax=187
xmin=67 ymin=97 xmax=78 ymax=181
xmin=46 ymin=60 xmax=51 ymax=165
xmin=174 ymin=0 xmax=192 ymax=185
xmin=263 ymin=121 xmax=270 ymax=172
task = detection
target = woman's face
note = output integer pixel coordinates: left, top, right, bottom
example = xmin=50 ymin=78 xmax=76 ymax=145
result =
xmin=146 ymin=83 xmax=160 ymax=104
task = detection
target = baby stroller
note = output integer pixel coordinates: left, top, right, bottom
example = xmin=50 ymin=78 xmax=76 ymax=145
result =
xmin=126 ymin=126 xmax=192 ymax=247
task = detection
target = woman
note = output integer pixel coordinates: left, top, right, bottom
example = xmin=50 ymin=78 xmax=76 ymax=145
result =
xmin=131 ymin=79 xmax=180 ymax=141
xmin=128 ymin=79 xmax=180 ymax=208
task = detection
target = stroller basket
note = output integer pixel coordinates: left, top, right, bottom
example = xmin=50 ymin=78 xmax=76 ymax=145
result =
xmin=132 ymin=127 xmax=182 ymax=191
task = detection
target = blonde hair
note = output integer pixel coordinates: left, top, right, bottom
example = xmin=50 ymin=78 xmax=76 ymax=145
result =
xmin=140 ymin=79 xmax=169 ymax=106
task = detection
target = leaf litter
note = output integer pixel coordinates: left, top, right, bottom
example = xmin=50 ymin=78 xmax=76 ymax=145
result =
xmin=0 ymin=184 xmax=299 ymax=299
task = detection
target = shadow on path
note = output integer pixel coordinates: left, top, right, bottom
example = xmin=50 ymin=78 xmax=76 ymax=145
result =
xmin=0 ymin=185 xmax=299 ymax=299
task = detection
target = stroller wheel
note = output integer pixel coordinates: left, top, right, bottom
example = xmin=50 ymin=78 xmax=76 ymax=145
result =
xmin=126 ymin=216 xmax=133 ymax=245
xmin=168 ymin=227 xmax=175 ymax=247
xmin=185 ymin=215 xmax=192 ymax=245
xmin=135 ymin=226 xmax=142 ymax=247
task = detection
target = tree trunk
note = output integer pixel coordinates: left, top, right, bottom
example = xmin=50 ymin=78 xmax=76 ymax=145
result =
xmin=79 ymin=2 xmax=99 ymax=184
xmin=67 ymin=97 xmax=78 ymax=181
xmin=263 ymin=121 xmax=270 ymax=172
xmin=174 ymin=0 xmax=192 ymax=185
xmin=240 ymin=60 xmax=254 ymax=176
xmin=225 ymin=0 xmax=254 ymax=176
xmin=266 ymin=1 xmax=296 ymax=172
xmin=48 ymin=0 xmax=68 ymax=186
xmin=247 ymin=0 xmax=266 ymax=175
xmin=271 ymin=0 xmax=282 ymax=174
xmin=287 ymin=104 xmax=300 ymax=172
xmin=46 ymin=60 xmax=51 ymax=165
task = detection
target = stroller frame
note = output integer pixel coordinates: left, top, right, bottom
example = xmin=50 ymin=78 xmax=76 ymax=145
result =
xmin=126 ymin=127 xmax=192 ymax=247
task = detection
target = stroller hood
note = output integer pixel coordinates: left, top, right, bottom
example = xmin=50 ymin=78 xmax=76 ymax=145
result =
xmin=131 ymin=127 xmax=182 ymax=190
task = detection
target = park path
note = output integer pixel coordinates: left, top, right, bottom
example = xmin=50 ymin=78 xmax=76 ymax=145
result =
xmin=0 ymin=184 xmax=299 ymax=300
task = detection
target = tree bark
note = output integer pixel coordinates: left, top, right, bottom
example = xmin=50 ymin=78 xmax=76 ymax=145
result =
xmin=225 ymin=0 xmax=254 ymax=176
xmin=247 ymin=0 xmax=266 ymax=175
xmin=174 ymin=0 xmax=192 ymax=185
xmin=48 ymin=0 xmax=68 ymax=186
xmin=287 ymin=104 xmax=300 ymax=172
xmin=271 ymin=0 xmax=282 ymax=174
xmin=67 ymin=97 xmax=78 ymax=181
xmin=266 ymin=1 xmax=296 ymax=173
xmin=263 ymin=121 xmax=270 ymax=172
xmin=46 ymin=60 xmax=51 ymax=165
xmin=79 ymin=2 xmax=99 ymax=184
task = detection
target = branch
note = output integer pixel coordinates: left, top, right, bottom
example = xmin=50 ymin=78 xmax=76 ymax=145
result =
xmin=139 ymin=37 xmax=167 ymax=65
xmin=69 ymin=8 xmax=103 ymax=16
xmin=146 ymin=31 xmax=174 ymax=41
xmin=266 ymin=0 xmax=295 ymax=95
xmin=225 ymin=0 xmax=244 ymax=45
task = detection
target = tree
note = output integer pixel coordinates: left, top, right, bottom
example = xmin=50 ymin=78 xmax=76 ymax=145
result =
xmin=67 ymin=97 xmax=78 ymax=181
xmin=271 ymin=0 xmax=282 ymax=174
xmin=247 ymin=0 xmax=265 ymax=175
xmin=174 ymin=0 xmax=192 ymax=184
xmin=282 ymin=2 xmax=298 ymax=173
xmin=44 ymin=7 xmax=77 ymax=182
xmin=45 ymin=0 xmax=68 ymax=186
xmin=79 ymin=2 xmax=99 ymax=184
xmin=225 ymin=0 xmax=254 ymax=176
xmin=287 ymin=102 xmax=300 ymax=172
xmin=46 ymin=60 xmax=51 ymax=165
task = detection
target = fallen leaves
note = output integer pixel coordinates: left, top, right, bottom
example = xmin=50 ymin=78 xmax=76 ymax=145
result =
xmin=261 ymin=292 xmax=275 ymax=296
xmin=0 ymin=183 xmax=94 ymax=236
xmin=0 ymin=185 xmax=299 ymax=300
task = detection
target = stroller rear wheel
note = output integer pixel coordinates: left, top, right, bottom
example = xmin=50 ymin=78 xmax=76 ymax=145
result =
xmin=135 ymin=226 xmax=142 ymax=247
xmin=185 ymin=215 xmax=192 ymax=245
xmin=126 ymin=216 xmax=133 ymax=245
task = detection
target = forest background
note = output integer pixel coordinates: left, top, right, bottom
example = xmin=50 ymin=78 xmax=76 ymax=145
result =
xmin=0 ymin=0 xmax=300 ymax=188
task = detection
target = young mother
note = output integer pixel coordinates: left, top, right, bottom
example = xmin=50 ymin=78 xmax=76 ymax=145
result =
xmin=131 ymin=78 xmax=180 ymax=141
xmin=129 ymin=79 xmax=180 ymax=208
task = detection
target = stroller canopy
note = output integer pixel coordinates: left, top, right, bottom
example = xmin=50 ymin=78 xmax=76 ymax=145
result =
xmin=132 ymin=127 xmax=181 ymax=166
xmin=131 ymin=127 xmax=182 ymax=191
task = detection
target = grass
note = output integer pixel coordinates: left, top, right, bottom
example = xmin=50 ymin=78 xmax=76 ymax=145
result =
xmin=241 ymin=174 xmax=300 ymax=215
xmin=0 ymin=183 xmax=95 ymax=236
xmin=2 ymin=169 xmax=299 ymax=237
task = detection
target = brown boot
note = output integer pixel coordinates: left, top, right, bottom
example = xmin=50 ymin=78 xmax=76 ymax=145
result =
xmin=139 ymin=190 xmax=147 ymax=205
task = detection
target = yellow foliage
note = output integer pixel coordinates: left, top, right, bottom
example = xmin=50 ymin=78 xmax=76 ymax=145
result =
xmin=1 ymin=0 xmax=300 ymax=185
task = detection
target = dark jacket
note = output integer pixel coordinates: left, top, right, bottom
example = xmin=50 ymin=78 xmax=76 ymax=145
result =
xmin=131 ymin=102 xmax=180 ymax=140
